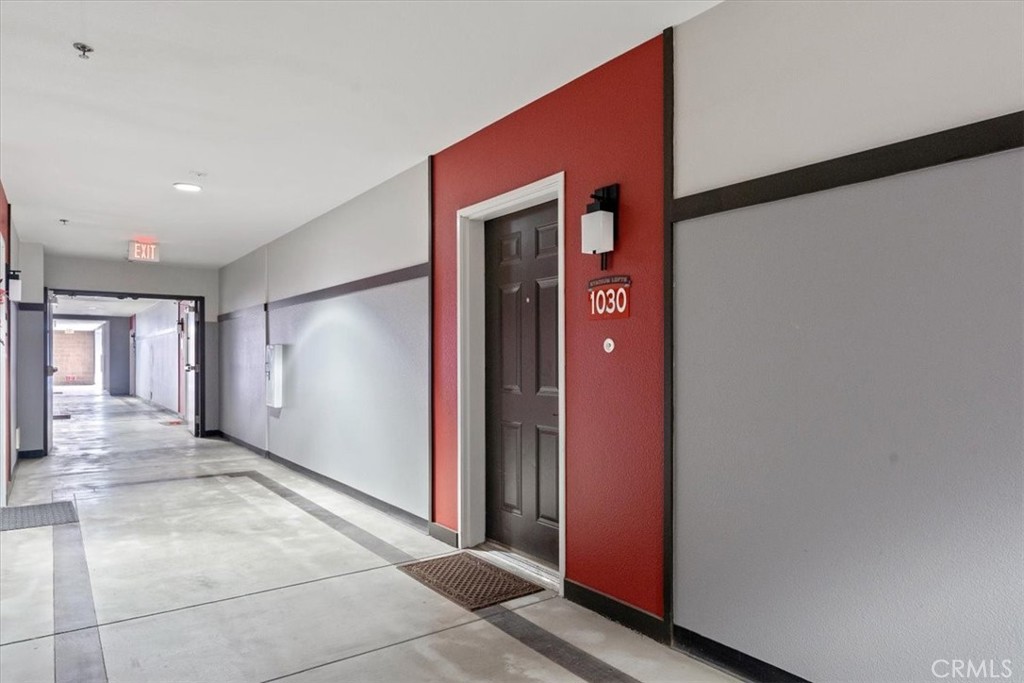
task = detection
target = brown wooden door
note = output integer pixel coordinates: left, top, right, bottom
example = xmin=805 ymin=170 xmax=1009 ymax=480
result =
xmin=485 ymin=200 xmax=559 ymax=565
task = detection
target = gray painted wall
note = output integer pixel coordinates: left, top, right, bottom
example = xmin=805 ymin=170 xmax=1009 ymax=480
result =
xmin=44 ymin=255 xmax=220 ymax=321
xmin=673 ymin=150 xmax=1023 ymax=682
xmin=15 ymin=307 xmax=44 ymax=453
xmin=219 ymin=247 xmax=267 ymax=316
xmin=674 ymin=0 xmax=1024 ymax=196
xmin=267 ymin=162 xmax=428 ymax=302
xmin=218 ymin=161 xmax=430 ymax=512
xmin=268 ymin=277 xmax=430 ymax=518
xmin=219 ymin=309 xmax=266 ymax=450
xmin=134 ymin=301 xmax=180 ymax=413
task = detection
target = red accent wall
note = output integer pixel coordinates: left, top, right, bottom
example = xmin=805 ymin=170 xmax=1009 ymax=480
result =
xmin=432 ymin=37 xmax=665 ymax=616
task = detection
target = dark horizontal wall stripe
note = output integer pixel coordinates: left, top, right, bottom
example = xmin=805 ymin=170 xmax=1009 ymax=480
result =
xmin=267 ymin=262 xmax=429 ymax=312
xmin=564 ymin=580 xmax=666 ymax=643
xmin=265 ymin=451 xmax=428 ymax=531
xmin=16 ymin=302 xmax=45 ymax=311
xmin=53 ymin=314 xmax=128 ymax=321
xmin=673 ymin=626 xmax=810 ymax=683
xmin=17 ymin=449 xmax=45 ymax=459
xmin=672 ymin=110 xmax=1024 ymax=223
xmin=217 ymin=303 xmax=265 ymax=323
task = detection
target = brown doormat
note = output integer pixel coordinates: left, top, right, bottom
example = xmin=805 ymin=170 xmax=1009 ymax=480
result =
xmin=163 ymin=420 xmax=183 ymax=426
xmin=398 ymin=552 xmax=543 ymax=611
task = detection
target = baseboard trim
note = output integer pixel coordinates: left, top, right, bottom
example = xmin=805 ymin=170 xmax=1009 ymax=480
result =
xmin=427 ymin=522 xmax=458 ymax=547
xmin=219 ymin=432 xmax=267 ymax=458
xmin=264 ymin=450 xmax=428 ymax=532
xmin=17 ymin=449 xmax=45 ymax=459
xmin=203 ymin=429 xmax=224 ymax=439
xmin=564 ymin=580 xmax=667 ymax=643
xmin=672 ymin=626 xmax=810 ymax=683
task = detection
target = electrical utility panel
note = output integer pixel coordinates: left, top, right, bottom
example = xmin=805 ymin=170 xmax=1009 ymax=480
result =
xmin=266 ymin=344 xmax=284 ymax=408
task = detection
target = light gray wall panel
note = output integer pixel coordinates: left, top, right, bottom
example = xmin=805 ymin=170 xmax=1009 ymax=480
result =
xmin=220 ymin=247 xmax=267 ymax=315
xmin=268 ymin=277 xmax=429 ymax=518
xmin=134 ymin=301 xmax=179 ymax=412
xmin=45 ymin=255 xmax=219 ymax=321
xmin=674 ymin=1 xmax=1024 ymax=196
xmin=219 ymin=309 xmax=266 ymax=450
xmin=15 ymin=308 xmax=44 ymax=452
xmin=267 ymin=162 xmax=428 ymax=302
xmin=673 ymin=150 xmax=1023 ymax=682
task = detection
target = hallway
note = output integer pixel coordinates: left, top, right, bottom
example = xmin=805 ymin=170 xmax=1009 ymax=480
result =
xmin=0 ymin=393 xmax=734 ymax=683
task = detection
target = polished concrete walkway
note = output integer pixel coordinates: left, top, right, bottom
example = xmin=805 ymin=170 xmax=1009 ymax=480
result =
xmin=0 ymin=392 xmax=735 ymax=683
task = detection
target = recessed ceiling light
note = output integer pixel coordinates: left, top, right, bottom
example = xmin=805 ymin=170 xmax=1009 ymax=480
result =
xmin=173 ymin=182 xmax=202 ymax=192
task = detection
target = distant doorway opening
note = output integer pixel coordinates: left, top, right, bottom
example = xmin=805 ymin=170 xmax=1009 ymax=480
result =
xmin=43 ymin=289 xmax=207 ymax=454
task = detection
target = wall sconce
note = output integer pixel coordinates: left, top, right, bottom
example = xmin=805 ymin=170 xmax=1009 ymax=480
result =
xmin=581 ymin=184 xmax=619 ymax=271
xmin=5 ymin=268 xmax=22 ymax=302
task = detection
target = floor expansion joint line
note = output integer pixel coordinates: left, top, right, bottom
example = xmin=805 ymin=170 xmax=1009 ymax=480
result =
xmin=0 ymin=551 xmax=465 ymax=650
xmin=260 ymin=595 xmax=560 ymax=683
xmin=49 ymin=469 xmax=416 ymax=566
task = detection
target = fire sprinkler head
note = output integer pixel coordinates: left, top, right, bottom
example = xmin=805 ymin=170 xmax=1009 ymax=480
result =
xmin=73 ymin=42 xmax=94 ymax=60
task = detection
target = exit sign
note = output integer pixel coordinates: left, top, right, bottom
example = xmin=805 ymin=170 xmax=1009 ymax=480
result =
xmin=128 ymin=241 xmax=160 ymax=262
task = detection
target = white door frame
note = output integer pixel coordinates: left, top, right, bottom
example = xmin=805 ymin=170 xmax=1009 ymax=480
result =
xmin=456 ymin=172 xmax=566 ymax=592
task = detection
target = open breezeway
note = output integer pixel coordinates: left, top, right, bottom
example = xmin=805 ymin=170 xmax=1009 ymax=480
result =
xmin=0 ymin=391 xmax=735 ymax=683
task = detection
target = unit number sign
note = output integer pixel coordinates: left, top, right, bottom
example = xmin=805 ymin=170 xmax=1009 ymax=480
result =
xmin=587 ymin=275 xmax=631 ymax=320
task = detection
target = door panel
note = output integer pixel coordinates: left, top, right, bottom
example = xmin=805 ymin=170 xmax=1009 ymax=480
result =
xmin=178 ymin=301 xmax=188 ymax=416
xmin=44 ymin=291 xmax=53 ymax=454
xmin=184 ymin=304 xmax=197 ymax=435
xmin=485 ymin=200 xmax=559 ymax=565
xmin=535 ymin=277 xmax=559 ymax=396
xmin=500 ymin=421 xmax=523 ymax=514
xmin=536 ymin=425 xmax=559 ymax=526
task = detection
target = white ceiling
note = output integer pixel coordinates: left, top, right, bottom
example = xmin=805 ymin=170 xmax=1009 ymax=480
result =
xmin=0 ymin=1 xmax=719 ymax=268
xmin=53 ymin=294 xmax=168 ymax=317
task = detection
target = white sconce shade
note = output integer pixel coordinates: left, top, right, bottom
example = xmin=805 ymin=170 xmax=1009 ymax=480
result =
xmin=581 ymin=210 xmax=615 ymax=254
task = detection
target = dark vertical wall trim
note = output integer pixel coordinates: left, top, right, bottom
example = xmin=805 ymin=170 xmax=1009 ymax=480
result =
xmin=427 ymin=154 xmax=435 ymax=524
xmin=661 ymin=25 xmax=675 ymax=643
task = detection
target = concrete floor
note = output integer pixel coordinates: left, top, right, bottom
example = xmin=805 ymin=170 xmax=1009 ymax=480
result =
xmin=0 ymin=392 xmax=737 ymax=683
